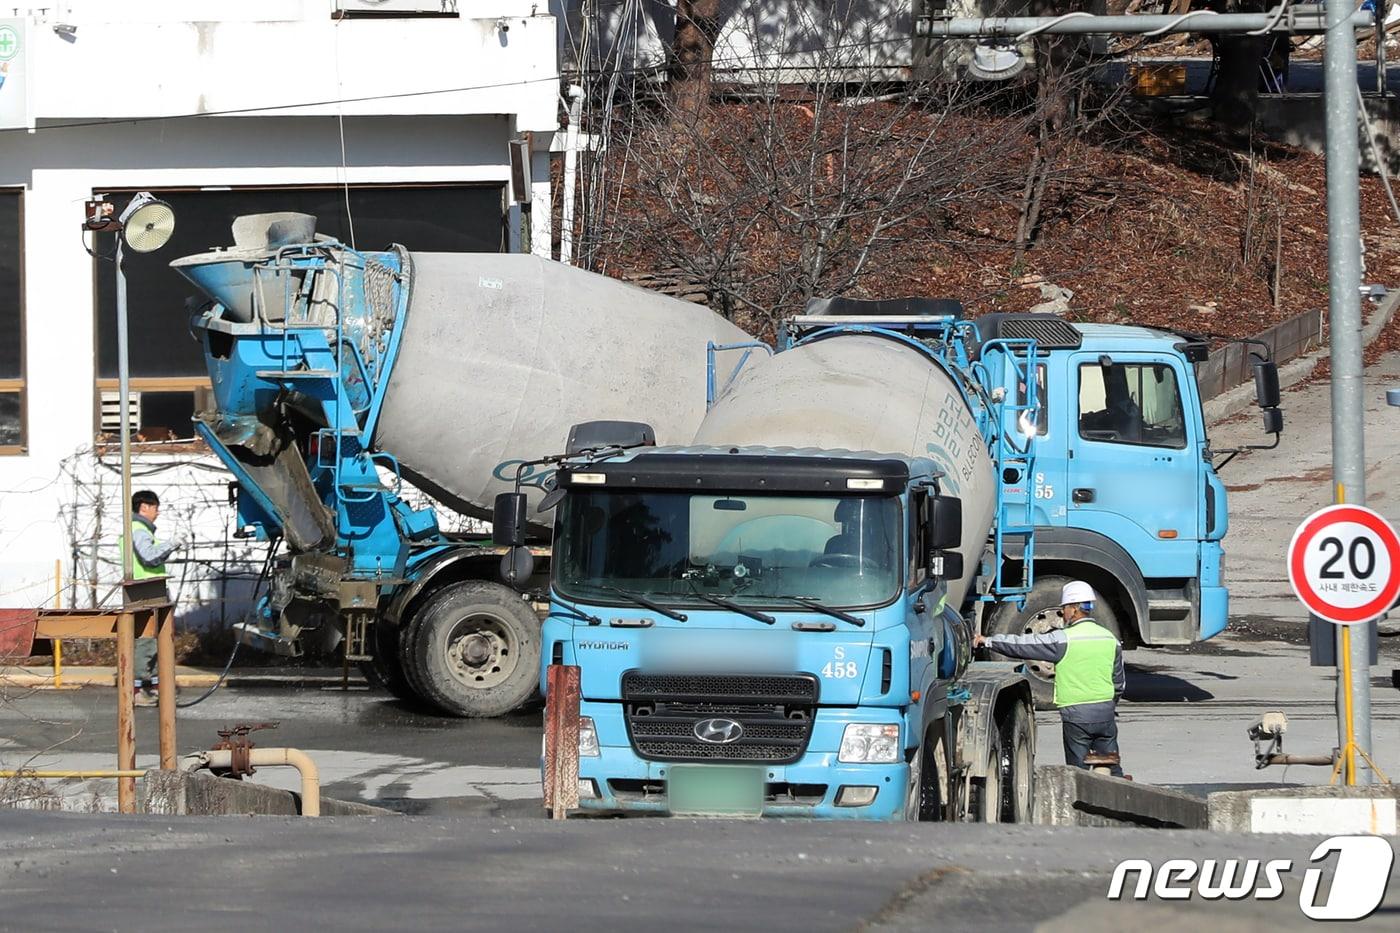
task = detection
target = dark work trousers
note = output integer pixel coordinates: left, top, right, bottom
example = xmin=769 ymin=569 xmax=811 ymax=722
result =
xmin=1061 ymin=715 xmax=1123 ymax=777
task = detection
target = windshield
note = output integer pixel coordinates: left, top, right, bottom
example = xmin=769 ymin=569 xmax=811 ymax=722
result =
xmin=555 ymin=490 xmax=902 ymax=610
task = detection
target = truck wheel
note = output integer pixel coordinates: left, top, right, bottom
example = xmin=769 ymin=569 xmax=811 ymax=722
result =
xmin=968 ymin=728 xmax=1003 ymax=823
xmin=404 ymin=581 xmax=540 ymax=718
xmin=358 ymin=622 xmax=420 ymax=706
xmin=905 ymin=729 xmax=946 ymax=821
xmin=998 ymin=701 xmax=1034 ymax=824
xmin=985 ymin=575 xmax=1121 ymax=710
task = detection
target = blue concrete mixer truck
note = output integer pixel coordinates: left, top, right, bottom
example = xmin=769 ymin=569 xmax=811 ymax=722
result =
xmin=519 ymin=301 xmax=1284 ymax=819
xmin=172 ymin=212 xmax=752 ymax=717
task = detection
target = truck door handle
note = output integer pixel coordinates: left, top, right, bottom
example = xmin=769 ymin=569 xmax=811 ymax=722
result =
xmin=1072 ymin=488 xmax=1095 ymax=503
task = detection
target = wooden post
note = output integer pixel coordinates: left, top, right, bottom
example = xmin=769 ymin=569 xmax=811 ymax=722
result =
xmin=115 ymin=610 xmax=136 ymax=813
xmin=51 ymin=560 xmax=63 ymax=688
xmin=542 ymin=664 xmax=581 ymax=820
xmin=156 ymin=607 xmax=177 ymax=771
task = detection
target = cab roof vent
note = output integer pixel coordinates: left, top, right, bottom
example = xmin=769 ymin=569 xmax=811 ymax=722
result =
xmin=974 ymin=313 xmax=1082 ymax=356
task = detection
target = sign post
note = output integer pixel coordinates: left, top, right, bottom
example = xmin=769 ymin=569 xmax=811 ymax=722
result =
xmin=1288 ymin=505 xmax=1400 ymax=784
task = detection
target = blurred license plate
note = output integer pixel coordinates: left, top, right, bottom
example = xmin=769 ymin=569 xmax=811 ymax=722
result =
xmin=667 ymin=765 xmax=765 ymax=817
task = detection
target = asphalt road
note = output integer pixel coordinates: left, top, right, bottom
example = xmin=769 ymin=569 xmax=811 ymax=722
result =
xmin=1 ymin=809 xmax=1396 ymax=932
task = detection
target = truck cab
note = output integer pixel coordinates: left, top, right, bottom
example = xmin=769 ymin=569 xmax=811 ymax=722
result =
xmin=973 ymin=316 xmax=1237 ymax=689
xmin=539 ymin=445 xmax=1033 ymax=821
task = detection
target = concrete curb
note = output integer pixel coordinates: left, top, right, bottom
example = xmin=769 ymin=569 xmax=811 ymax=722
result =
xmin=1035 ymin=766 xmax=1400 ymax=834
xmin=1204 ymin=288 xmax=1400 ymax=424
xmin=141 ymin=769 xmax=392 ymax=817
xmin=1208 ymin=784 xmax=1400 ymax=833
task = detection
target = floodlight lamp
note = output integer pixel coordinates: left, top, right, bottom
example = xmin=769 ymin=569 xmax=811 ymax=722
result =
xmin=118 ymin=192 xmax=176 ymax=253
xmin=967 ymin=44 xmax=1027 ymax=82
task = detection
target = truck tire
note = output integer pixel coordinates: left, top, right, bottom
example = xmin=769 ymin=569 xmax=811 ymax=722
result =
xmin=905 ymin=728 xmax=947 ymax=822
xmin=403 ymin=581 xmax=540 ymax=718
xmin=998 ymin=701 xmax=1034 ymax=824
xmin=984 ymin=575 xmax=1120 ymax=710
xmin=967 ymin=727 xmax=1003 ymax=823
xmin=358 ymin=622 xmax=420 ymax=706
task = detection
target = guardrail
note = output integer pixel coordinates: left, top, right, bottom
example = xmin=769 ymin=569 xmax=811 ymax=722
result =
xmin=1195 ymin=307 xmax=1323 ymax=401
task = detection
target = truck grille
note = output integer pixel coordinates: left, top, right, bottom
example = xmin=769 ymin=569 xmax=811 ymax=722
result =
xmin=621 ymin=672 xmax=818 ymax=764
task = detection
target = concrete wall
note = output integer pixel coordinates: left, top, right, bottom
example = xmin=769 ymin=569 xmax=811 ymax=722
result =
xmin=141 ymin=768 xmax=390 ymax=817
xmin=1257 ymin=94 xmax=1400 ymax=176
xmin=0 ymin=5 xmax=557 ymax=618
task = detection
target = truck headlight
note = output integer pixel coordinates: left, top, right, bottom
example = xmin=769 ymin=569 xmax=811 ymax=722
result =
xmin=578 ymin=716 xmax=600 ymax=757
xmin=838 ymin=723 xmax=900 ymax=763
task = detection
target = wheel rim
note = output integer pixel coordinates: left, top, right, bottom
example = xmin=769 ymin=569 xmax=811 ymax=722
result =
xmin=444 ymin=613 xmax=519 ymax=690
xmin=1009 ymin=722 xmax=1033 ymax=820
xmin=981 ymin=745 xmax=1002 ymax=823
xmin=1020 ymin=607 xmax=1064 ymax=683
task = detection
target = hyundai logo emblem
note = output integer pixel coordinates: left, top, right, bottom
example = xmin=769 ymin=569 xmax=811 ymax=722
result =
xmin=693 ymin=717 xmax=744 ymax=744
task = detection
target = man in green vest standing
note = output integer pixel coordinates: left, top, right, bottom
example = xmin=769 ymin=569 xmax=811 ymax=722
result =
xmin=974 ymin=580 xmax=1125 ymax=776
xmin=124 ymin=490 xmax=183 ymax=707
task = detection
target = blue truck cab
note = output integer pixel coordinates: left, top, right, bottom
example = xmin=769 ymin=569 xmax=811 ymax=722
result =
xmin=972 ymin=316 xmax=1245 ymax=697
xmin=540 ymin=445 xmax=1033 ymax=820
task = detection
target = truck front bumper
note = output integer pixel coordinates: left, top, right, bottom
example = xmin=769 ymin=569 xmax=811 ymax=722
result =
xmin=572 ymin=701 xmax=911 ymax=820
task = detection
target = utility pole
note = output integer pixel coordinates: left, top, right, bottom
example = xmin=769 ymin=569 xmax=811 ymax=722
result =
xmin=1323 ymin=0 xmax=1373 ymax=782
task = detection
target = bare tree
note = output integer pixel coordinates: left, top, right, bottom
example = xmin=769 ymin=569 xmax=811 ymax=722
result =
xmin=672 ymin=0 xmax=724 ymax=114
xmin=581 ymin=8 xmax=1038 ymax=333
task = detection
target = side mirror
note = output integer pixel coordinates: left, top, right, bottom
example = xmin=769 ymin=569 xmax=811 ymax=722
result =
xmin=499 ymin=546 xmax=535 ymax=588
xmin=1253 ymin=359 xmax=1281 ymax=410
xmin=925 ymin=495 xmax=962 ymax=551
xmin=1261 ymin=407 xmax=1284 ymax=434
xmin=493 ymin=492 xmax=528 ymax=548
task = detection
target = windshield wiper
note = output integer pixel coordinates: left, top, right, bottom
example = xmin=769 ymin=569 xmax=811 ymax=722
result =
xmin=686 ymin=589 xmax=775 ymax=625
xmin=595 ymin=585 xmax=688 ymax=622
xmin=767 ymin=595 xmax=865 ymax=628
xmin=548 ymin=594 xmax=602 ymax=626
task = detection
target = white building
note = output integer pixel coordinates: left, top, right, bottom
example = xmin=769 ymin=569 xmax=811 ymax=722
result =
xmin=0 ymin=1 xmax=559 ymax=624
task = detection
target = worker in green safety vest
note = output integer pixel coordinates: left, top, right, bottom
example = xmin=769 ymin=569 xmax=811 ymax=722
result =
xmin=120 ymin=490 xmax=183 ymax=707
xmin=974 ymin=580 xmax=1126 ymax=776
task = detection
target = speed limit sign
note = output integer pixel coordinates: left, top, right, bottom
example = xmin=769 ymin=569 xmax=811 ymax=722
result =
xmin=1287 ymin=504 xmax=1400 ymax=624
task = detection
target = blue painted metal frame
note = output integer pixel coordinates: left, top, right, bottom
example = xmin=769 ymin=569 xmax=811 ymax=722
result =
xmin=189 ymin=239 xmax=445 ymax=585
xmin=705 ymin=340 xmax=774 ymax=409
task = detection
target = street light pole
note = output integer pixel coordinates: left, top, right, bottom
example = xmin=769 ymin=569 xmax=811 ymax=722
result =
xmin=1323 ymin=0 xmax=1373 ymax=784
xmin=116 ymin=239 xmax=134 ymax=589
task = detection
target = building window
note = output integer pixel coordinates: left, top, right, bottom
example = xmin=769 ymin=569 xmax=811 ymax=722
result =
xmin=0 ymin=188 xmax=23 ymax=453
xmin=93 ymin=183 xmax=505 ymax=439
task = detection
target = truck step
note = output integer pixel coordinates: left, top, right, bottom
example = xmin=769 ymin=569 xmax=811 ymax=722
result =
xmin=256 ymin=369 xmax=338 ymax=380
xmin=1147 ymin=599 xmax=1192 ymax=622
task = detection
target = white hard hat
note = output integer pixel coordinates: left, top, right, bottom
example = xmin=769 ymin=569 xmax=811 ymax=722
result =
xmin=1060 ymin=581 xmax=1095 ymax=606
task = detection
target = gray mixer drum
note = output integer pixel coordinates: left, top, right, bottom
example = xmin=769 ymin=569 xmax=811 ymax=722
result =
xmin=691 ymin=334 xmax=996 ymax=610
xmin=376 ymin=253 xmax=753 ymax=534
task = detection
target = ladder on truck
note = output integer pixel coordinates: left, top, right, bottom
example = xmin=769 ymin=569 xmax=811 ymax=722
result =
xmin=251 ymin=244 xmax=409 ymax=517
xmin=973 ymin=338 xmax=1040 ymax=602
xmin=247 ymin=244 xmax=411 ymax=659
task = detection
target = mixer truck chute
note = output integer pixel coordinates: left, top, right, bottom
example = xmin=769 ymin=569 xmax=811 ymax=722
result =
xmin=174 ymin=213 xmax=751 ymax=717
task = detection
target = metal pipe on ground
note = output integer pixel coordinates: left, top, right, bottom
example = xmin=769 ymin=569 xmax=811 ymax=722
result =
xmin=193 ymin=748 xmax=322 ymax=817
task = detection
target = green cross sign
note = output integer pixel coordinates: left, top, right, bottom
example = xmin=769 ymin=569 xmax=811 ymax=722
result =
xmin=0 ymin=26 xmax=20 ymax=63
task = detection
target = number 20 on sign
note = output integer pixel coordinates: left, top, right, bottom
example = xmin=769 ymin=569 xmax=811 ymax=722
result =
xmin=1287 ymin=504 xmax=1400 ymax=625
